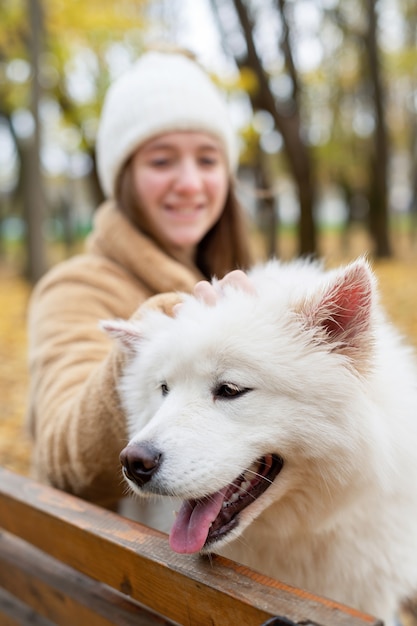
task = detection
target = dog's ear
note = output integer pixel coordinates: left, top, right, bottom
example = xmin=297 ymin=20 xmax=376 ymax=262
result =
xmin=99 ymin=319 xmax=142 ymax=354
xmin=302 ymin=259 xmax=374 ymax=365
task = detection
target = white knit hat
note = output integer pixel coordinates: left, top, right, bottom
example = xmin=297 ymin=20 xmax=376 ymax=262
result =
xmin=96 ymin=51 xmax=239 ymax=198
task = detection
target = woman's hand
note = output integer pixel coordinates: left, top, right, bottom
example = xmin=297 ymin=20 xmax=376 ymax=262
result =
xmin=193 ymin=269 xmax=256 ymax=306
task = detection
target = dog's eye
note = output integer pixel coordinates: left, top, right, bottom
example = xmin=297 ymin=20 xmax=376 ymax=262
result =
xmin=214 ymin=383 xmax=249 ymax=399
xmin=160 ymin=382 xmax=169 ymax=396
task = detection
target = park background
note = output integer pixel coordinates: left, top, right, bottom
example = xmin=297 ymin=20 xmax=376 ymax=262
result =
xmin=0 ymin=1 xmax=417 ymax=622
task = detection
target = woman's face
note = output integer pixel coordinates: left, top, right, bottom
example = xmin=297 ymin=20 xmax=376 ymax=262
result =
xmin=131 ymin=132 xmax=229 ymax=257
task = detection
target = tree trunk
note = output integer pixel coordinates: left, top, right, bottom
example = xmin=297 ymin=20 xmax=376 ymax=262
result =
xmin=232 ymin=0 xmax=317 ymax=256
xmin=24 ymin=0 xmax=47 ymax=282
xmin=255 ymin=153 xmax=278 ymax=258
xmin=365 ymin=0 xmax=391 ymax=258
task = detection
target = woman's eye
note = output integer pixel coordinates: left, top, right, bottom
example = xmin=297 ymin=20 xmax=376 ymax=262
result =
xmin=214 ymin=383 xmax=250 ymax=399
xmin=160 ymin=382 xmax=169 ymax=396
xmin=151 ymin=159 xmax=170 ymax=167
xmin=199 ymin=156 xmax=219 ymax=167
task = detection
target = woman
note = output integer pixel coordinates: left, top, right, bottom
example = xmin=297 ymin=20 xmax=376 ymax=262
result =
xmin=26 ymin=49 xmax=253 ymax=514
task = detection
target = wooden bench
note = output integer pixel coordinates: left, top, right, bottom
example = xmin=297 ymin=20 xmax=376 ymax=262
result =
xmin=0 ymin=467 xmax=383 ymax=626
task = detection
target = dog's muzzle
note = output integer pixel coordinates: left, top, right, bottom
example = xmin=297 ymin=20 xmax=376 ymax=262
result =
xmin=120 ymin=442 xmax=284 ymax=555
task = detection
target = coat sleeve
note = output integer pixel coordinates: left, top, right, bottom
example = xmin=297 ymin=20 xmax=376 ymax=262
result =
xmin=26 ymin=257 xmax=149 ymax=508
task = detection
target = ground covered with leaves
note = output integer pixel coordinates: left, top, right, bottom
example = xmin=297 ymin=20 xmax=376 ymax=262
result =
xmin=0 ymin=266 xmax=32 ymax=475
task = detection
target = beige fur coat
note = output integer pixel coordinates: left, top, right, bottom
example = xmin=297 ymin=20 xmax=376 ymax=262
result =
xmin=27 ymin=203 xmax=203 ymax=508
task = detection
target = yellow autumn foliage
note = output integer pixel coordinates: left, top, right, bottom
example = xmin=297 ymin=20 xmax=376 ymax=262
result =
xmin=0 ymin=268 xmax=31 ymax=476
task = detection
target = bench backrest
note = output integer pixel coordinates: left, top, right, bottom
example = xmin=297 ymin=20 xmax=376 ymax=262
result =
xmin=0 ymin=467 xmax=382 ymax=626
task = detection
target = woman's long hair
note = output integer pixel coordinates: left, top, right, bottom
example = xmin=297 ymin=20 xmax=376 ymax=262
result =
xmin=115 ymin=158 xmax=253 ymax=279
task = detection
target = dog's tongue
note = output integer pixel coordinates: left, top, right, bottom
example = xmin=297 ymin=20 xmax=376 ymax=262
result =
xmin=169 ymin=487 xmax=228 ymax=554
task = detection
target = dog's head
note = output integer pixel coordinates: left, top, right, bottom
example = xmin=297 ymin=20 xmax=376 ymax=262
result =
xmin=103 ymin=258 xmax=381 ymax=554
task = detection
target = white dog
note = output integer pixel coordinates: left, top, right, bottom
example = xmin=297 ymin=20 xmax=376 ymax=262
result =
xmin=103 ymin=258 xmax=417 ymax=626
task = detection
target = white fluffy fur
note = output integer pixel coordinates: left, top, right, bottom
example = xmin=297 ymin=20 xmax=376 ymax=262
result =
xmin=104 ymin=258 xmax=417 ymax=625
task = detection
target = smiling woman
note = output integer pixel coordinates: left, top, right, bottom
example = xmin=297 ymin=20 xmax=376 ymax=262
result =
xmin=129 ymin=132 xmax=229 ymax=262
xmin=26 ymin=47 xmax=253 ymax=515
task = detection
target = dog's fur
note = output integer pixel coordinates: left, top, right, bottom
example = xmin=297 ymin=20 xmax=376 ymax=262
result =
xmin=103 ymin=258 xmax=417 ymax=625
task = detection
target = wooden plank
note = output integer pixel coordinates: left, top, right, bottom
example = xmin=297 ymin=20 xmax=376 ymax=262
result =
xmin=0 ymin=530 xmax=175 ymax=626
xmin=0 ymin=467 xmax=383 ymax=626
xmin=0 ymin=587 xmax=55 ymax=626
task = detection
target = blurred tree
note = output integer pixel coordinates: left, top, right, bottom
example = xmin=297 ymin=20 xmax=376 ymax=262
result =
xmin=1 ymin=0 xmax=417 ymax=270
xmin=24 ymin=0 xmax=47 ymax=281
xmin=210 ymin=0 xmax=317 ymax=257
xmin=364 ymin=0 xmax=391 ymax=257
xmin=398 ymin=0 xmax=417 ymax=243
xmin=0 ymin=0 xmax=148 ymax=279
xmin=303 ymin=4 xmax=372 ymax=235
xmin=43 ymin=0 xmax=148 ymax=205
xmin=327 ymin=0 xmax=390 ymax=257
xmin=208 ymin=0 xmax=402 ymax=259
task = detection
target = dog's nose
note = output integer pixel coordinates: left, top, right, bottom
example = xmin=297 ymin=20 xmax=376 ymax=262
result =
xmin=120 ymin=442 xmax=162 ymax=487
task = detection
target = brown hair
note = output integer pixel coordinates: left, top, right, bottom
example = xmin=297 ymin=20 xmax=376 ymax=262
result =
xmin=115 ymin=159 xmax=253 ymax=279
